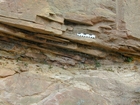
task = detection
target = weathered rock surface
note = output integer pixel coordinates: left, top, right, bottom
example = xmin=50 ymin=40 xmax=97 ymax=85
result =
xmin=0 ymin=58 xmax=139 ymax=105
xmin=0 ymin=68 xmax=15 ymax=77
xmin=0 ymin=1 xmax=140 ymax=105
xmin=0 ymin=0 xmax=140 ymax=66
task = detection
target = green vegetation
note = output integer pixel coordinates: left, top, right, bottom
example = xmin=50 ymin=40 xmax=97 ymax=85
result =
xmin=105 ymin=68 xmax=114 ymax=72
xmin=49 ymin=65 xmax=53 ymax=69
xmin=95 ymin=59 xmax=101 ymax=67
xmin=24 ymin=62 xmax=28 ymax=67
xmin=125 ymin=57 xmax=133 ymax=62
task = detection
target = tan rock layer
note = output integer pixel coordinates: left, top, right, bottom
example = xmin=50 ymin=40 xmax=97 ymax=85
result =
xmin=0 ymin=0 xmax=140 ymax=64
xmin=0 ymin=19 xmax=140 ymax=62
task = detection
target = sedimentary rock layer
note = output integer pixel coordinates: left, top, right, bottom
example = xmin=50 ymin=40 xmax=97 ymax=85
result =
xmin=0 ymin=0 xmax=140 ymax=64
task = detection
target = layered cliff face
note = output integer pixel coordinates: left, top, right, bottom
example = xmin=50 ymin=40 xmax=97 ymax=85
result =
xmin=0 ymin=0 xmax=140 ymax=66
xmin=0 ymin=1 xmax=140 ymax=105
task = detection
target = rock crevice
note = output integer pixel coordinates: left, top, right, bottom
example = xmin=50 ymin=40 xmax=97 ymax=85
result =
xmin=0 ymin=0 xmax=140 ymax=65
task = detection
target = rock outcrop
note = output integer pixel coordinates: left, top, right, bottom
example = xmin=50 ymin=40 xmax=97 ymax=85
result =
xmin=0 ymin=58 xmax=139 ymax=105
xmin=0 ymin=1 xmax=140 ymax=104
xmin=0 ymin=0 xmax=140 ymax=65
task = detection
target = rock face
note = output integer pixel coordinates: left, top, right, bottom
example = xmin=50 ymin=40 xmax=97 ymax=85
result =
xmin=0 ymin=58 xmax=140 ymax=105
xmin=0 ymin=0 xmax=140 ymax=66
xmin=0 ymin=1 xmax=140 ymax=105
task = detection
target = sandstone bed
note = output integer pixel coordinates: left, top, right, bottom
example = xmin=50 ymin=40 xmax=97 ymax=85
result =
xmin=0 ymin=58 xmax=140 ymax=105
xmin=0 ymin=0 xmax=140 ymax=105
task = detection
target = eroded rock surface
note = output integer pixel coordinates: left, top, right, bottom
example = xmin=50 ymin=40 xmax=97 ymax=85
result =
xmin=0 ymin=0 xmax=140 ymax=66
xmin=0 ymin=1 xmax=140 ymax=105
xmin=0 ymin=58 xmax=140 ymax=105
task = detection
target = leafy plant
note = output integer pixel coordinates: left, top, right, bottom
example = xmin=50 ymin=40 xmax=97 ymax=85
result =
xmin=94 ymin=59 xmax=101 ymax=67
xmin=24 ymin=62 xmax=28 ymax=67
xmin=125 ymin=57 xmax=133 ymax=62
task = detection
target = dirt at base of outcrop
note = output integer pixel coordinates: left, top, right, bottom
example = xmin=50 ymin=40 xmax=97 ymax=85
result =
xmin=0 ymin=58 xmax=140 ymax=105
